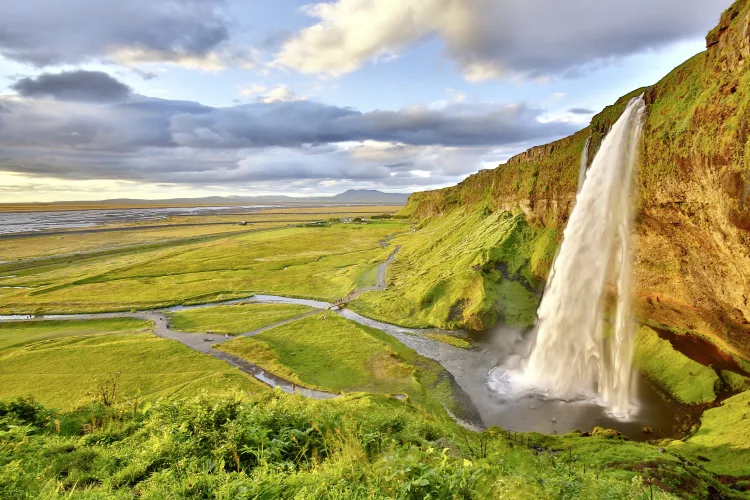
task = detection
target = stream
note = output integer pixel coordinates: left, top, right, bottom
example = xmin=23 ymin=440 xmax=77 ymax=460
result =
xmin=2 ymin=245 xmax=740 ymax=440
xmin=0 ymin=293 xmax=693 ymax=441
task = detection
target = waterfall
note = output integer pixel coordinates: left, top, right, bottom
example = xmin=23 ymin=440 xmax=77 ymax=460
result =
xmin=577 ymin=137 xmax=591 ymax=193
xmin=523 ymin=96 xmax=645 ymax=418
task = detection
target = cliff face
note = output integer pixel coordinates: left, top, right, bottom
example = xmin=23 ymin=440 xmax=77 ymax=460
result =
xmin=405 ymin=0 xmax=750 ymax=359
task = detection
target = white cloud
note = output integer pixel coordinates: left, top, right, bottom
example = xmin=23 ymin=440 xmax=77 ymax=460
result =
xmin=276 ymin=0 xmax=726 ymax=82
xmin=257 ymin=86 xmax=303 ymax=103
xmin=112 ymin=45 xmax=261 ymax=72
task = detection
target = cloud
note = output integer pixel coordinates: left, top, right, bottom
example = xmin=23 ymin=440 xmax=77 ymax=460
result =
xmin=568 ymin=107 xmax=596 ymax=115
xmin=256 ymin=86 xmax=302 ymax=103
xmin=0 ymin=0 xmax=256 ymax=69
xmin=276 ymin=0 xmax=726 ymax=81
xmin=110 ymin=45 xmax=262 ymax=72
xmin=11 ymin=71 xmax=132 ymax=102
xmin=238 ymin=84 xmax=268 ymax=96
xmin=131 ymin=68 xmax=159 ymax=81
xmin=0 ymin=82 xmax=576 ymax=191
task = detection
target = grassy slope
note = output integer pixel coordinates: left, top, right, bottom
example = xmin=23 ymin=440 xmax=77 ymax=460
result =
xmin=635 ymin=326 xmax=719 ymax=404
xmin=166 ymin=303 xmax=312 ymax=335
xmin=216 ymin=313 xmax=459 ymax=416
xmin=351 ymin=208 xmax=556 ymax=330
xmin=0 ymin=222 xmax=404 ymax=314
xmin=669 ymin=390 xmax=750 ymax=477
xmin=0 ymin=320 xmax=264 ymax=407
xmin=0 ymin=393 xmax=740 ymax=499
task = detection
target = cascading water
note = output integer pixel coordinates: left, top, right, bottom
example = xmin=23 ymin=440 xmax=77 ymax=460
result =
xmin=577 ymin=136 xmax=591 ymax=193
xmin=520 ymin=96 xmax=645 ymax=418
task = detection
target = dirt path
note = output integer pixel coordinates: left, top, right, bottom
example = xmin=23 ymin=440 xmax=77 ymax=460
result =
xmin=342 ymin=245 xmax=401 ymax=303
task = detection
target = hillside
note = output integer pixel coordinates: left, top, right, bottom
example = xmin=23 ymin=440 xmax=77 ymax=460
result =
xmin=383 ymin=0 xmax=750 ymax=361
xmin=0 ymin=190 xmax=409 ymax=211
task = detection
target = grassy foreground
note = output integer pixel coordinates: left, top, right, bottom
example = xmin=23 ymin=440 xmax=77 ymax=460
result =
xmin=0 ymin=320 xmax=264 ymax=408
xmin=166 ymin=303 xmax=313 ymax=335
xmin=0 ymin=392 xmax=742 ymax=499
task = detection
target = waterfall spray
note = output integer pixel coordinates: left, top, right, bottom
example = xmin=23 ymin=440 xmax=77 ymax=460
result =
xmin=523 ymin=96 xmax=645 ymax=418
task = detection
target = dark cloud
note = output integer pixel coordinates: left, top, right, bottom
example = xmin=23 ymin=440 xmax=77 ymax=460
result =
xmin=170 ymin=101 xmax=573 ymax=149
xmin=0 ymin=0 xmax=232 ymax=66
xmin=568 ymin=107 xmax=596 ymax=115
xmin=0 ymin=92 xmax=575 ymax=189
xmin=11 ymin=71 xmax=133 ymax=102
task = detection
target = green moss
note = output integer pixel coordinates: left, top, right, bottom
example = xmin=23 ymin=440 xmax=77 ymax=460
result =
xmin=720 ymin=370 xmax=750 ymax=392
xmin=669 ymin=390 xmax=750 ymax=477
xmin=635 ymin=326 xmax=719 ymax=404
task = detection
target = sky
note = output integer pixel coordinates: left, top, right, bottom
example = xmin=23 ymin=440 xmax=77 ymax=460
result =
xmin=0 ymin=0 xmax=730 ymax=202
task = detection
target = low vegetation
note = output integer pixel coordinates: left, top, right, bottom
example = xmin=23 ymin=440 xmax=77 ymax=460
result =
xmin=634 ymin=326 xmax=719 ymax=404
xmin=166 ymin=303 xmax=313 ymax=335
xmin=0 ymin=393 xmax=741 ymax=499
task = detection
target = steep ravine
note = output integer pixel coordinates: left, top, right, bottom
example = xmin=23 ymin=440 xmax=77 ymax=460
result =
xmin=398 ymin=0 xmax=750 ymax=362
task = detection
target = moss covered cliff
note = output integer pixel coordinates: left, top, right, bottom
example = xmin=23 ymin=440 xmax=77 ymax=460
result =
xmin=386 ymin=0 xmax=750 ymax=359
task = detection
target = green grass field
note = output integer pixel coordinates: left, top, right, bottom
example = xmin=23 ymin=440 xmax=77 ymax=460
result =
xmin=0 ymin=207 xmax=403 ymax=262
xmin=0 ymin=319 xmax=264 ymax=408
xmin=350 ymin=208 xmax=555 ymax=330
xmin=167 ymin=303 xmax=313 ymax=335
xmin=635 ymin=326 xmax=719 ymax=404
xmin=218 ymin=313 xmax=416 ymax=393
xmin=0 ymin=221 xmax=407 ymax=314
xmin=216 ymin=313 xmax=463 ymax=416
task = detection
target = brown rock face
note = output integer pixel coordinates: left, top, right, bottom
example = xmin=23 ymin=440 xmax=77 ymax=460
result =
xmin=706 ymin=5 xmax=750 ymax=73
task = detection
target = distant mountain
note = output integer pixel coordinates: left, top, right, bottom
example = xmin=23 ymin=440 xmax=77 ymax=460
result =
xmin=36 ymin=190 xmax=410 ymax=207
xmin=331 ymin=190 xmax=410 ymax=204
